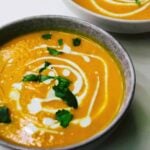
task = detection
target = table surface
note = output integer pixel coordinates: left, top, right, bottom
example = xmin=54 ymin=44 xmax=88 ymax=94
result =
xmin=0 ymin=0 xmax=150 ymax=150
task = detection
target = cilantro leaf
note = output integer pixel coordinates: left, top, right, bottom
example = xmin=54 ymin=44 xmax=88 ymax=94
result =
xmin=22 ymin=74 xmax=78 ymax=109
xmin=73 ymin=38 xmax=81 ymax=46
xmin=47 ymin=47 xmax=63 ymax=56
xmin=42 ymin=33 xmax=52 ymax=40
xmin=0 ymin=106 xmax=11 ymax=123
xmin=53 ymin=85 xmax=67 ymax=99
xmin=56 ymin=76 xmax=71 ymax=89
xmin=53 ymin=86 xmax=78 ymax=108
xmin=53 ymin=76 xmax=78 ymax=109
xmin=63 ymin=89 xmax=78 ymax=109
xmin=39 ymin=61 xmax=51 ymax=73
xmin=22 ymin=74 xmax=54 ymax=82
xmin=22 ymin=74 xmax=39 ymax=82
xmin=56 ymin=109 xmax=73 ymax=128
xmin=58 ymin=39 xmax=64 ymax=46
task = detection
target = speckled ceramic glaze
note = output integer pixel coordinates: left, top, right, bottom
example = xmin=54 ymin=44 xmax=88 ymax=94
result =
xmin=0 ymin=15 xmax=135 ymax=150
xmin=64 ymin=0 xmax=150 ymax=34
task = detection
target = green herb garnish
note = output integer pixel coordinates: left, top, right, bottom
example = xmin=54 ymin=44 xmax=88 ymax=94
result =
xmin=73 ymin=38 xmax=81 ymax=46
xmin=42 ymin=33 xmax=52 ymax=40
xmin=56 ymin=76 xmax=71 ymax=89
xmin=39 ymin=61 xmax=51 ymax=73
xmin=0 ymin=106 xmax=11 ymax=123
xmin=22 ymin=74 xmax=39 ymax=82
xmin=22 ymin=74 xmax=53 ymax=82
xmin=53 ymin=86 xmax=78 ymax=109
xmin=56 ymin=109 xmax=73 ymax=128
xmin=58 ymin=39 xmax=64 ymax=46
xmin=47 ymin=47 xmax=63 ymax=56
xmin=135 ymin=0 xmax=141 ymax=5
xmin=53 ymin=76 xmax=78 ymax=109
xmin=22 ymin=75 xmax=70 ymax=85
xmin=22 ymin=74 xmax=78 ymax=108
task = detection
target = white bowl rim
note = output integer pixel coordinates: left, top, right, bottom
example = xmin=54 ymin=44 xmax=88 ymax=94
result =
xmin=65 ymin=0 xmax=150 ymax=23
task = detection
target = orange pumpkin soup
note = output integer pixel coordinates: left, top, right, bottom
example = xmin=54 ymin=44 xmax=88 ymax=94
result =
xmin=74 ymin=0 xmax=150 ymax=20
xmin=0 ymin=31 xmax=124 ymax=148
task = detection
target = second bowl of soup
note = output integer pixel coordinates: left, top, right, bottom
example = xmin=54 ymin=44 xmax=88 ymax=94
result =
xmin=64 ymin=0 xmax=150 ymax=33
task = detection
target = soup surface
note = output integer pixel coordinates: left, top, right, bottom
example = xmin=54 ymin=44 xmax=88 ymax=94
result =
xmin=74 ymin=0 xmax=150 ymax=20
xmin=0 ymin=31 xmax=124 ymax=148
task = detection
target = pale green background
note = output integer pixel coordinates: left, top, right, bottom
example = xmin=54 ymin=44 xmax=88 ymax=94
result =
xmin=0 ymin=0 xmax=149 ymax=150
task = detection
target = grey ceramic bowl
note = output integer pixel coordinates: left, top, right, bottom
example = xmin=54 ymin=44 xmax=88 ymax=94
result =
xmin=64 ymin=0 xmax=150 ymax=34
xmin=0 ymin=15 xmax=135 ymax=150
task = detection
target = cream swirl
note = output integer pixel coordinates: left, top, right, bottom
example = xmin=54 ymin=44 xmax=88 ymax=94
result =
xmin=90 ymin=0 xmax=150 ymax=18
xmin=9 ymin=44 xmax=109 ymax=134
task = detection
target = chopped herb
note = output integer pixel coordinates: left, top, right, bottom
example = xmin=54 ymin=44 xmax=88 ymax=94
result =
xmin=58 ymin=39 xmax=64 ymax=46
xmin=39 ymin=61 xmax=51 ymax=73
xmin=42 ymin=33 xmax=52 ymax=40
xmin=64 ymin=89 xmax=78 ymax=109
xmin=135 ymin=0 xmax=141 ymax=5
xmin=53 ymin=86 xmax=78 ymax=109
xmin=56 ymin=76 xmax=71 ymax=89
xmin=22 ymin=74 xmax=78 ymax=108
xmin=56 ymin=109 xmax=73 ymax=128
xmin=53 ymin=86 xmax=66 ymax=99
xmin=22 ymin=74 xmax=54 ymax=82
xmin=53 ymin=77 xmax=78 ymax=109
xmin=47 ymin=47 xmax=63 ymax=56
xmin=73 ymin=38 xmax=81 ymax=46
xmin=0 ymin=106 xmax=11 ymax=123
xmin=22 ymin=74 xmax=39 ymax=82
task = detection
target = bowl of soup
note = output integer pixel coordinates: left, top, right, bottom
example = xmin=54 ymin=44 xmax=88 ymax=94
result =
xmin=64 ymin=0 xmax=150 ymax=33
xmin=0 ymin=15 xmax=135 ymax=149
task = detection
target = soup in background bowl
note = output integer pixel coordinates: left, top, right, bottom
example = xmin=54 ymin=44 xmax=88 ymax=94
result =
xmin=0 ymin=16 xmax=135 ymax=150
xmin=74 ymin=0 xmax=150 ymax=20
xmin=64 ymin=0 xmax=150 ymax=33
